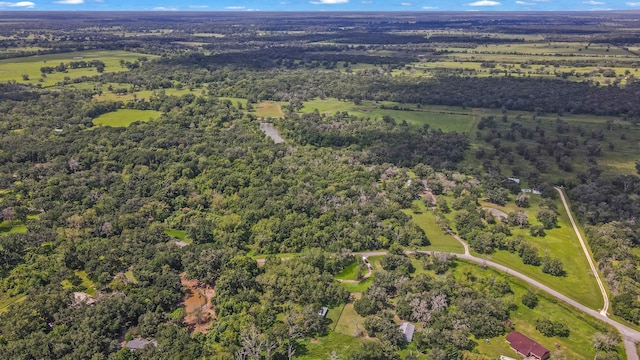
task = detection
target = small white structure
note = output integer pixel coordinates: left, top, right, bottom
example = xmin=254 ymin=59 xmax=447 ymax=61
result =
xmin=318 ymin=306 xmax=329 ymax=318
xmin=399 ymin=322 xmax=416 ymax=342
xmin=125 ymin=338 xmax=158 ymax=350
xmin=508 ymin=177 xmax=521 ymax=184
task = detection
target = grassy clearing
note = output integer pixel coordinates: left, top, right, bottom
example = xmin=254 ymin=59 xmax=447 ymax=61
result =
xmin=403 ymin=201 xmax=465 ymax=254
xmin=0 ymin=50 xmax=158 ymax=87
xmin=300 ymin=98 xmax=476 ymax=133
xmin=124 ymin=270 xmax=138 ymax=284
xmin=92 ymin=109 xmax=162 ymax=128
xmin=0 ymin=294 xmax=27 ymax=314
xmin=334 ymin=261 xmax=359 ymax=281
xmin=75 ymin=270 xmax=96 ymax=296
xmin=333 ymin=293 xmax=365 ymax=337
xmin=164 ymin=228 xmax=191 ymax=243
xmin=0 ymin=220 xmax=27 ymax=234
xmin=454 ymin=261 xmax=623 ymax=359
xmin=297 ymin=332 xmax=362 ymax=359
xmin=255 ymin=101 xmax=285 ymax=118
xmin=477 ymin=196 xmax=603 ymax=310
xmin=91 ymin=86 xmax=201 ymax=102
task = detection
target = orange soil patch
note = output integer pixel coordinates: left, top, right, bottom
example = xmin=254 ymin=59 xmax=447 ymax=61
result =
xmin=180 ymin=273 xmax=216 ymax=334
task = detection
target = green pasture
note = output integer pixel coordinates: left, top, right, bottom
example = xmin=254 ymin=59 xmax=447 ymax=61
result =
xmin=89 ymin=85 xmax=201 ymax=102
xmin=92 ymin=109 xmax=162 ymax=128
xmin=300 ymin=98 xmax=477 ymax=133
xmin=473 ymin=42 xmax=630 ymax=57
xmin=454 ymin=261 xmax=623 ymax=359
xmin=403 ymin=201 xmax=465 ymax=254
xmin=255 ymin=101 xmax=286 ymax=118
xmin=400 ymin=60 xmax=637 ymax=85
xmin=458 ymin=106 xmax=640 ymax=178
xmin=477 ymin=195 xmax=604 ymax=310
xmin=0 ymin=50 xmax=158 ymax=87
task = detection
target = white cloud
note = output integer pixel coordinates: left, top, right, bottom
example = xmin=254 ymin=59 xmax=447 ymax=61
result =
xmin=54 ymin=0 xmax=83 ymax=3
xmin=468 ymin=0 xmax=501 ymax=5
xmin=422 ymin=5 xmax=438 ymax=9
xmin=225 ymin=5 xmax=245 ymax=9
xmin=361 ymin=0 xmax=372 ymax=3
xmin=310 ymin=0 xmax=348 ymax=4
xmin=583 ymin=0 xmax=604 ymax=4
xmin=400 ymin=2 xmax=412 ymax=5
xmin=152 ymin=6 xmax=178 ymax=10
xmin=188 ymin=5 xmax=208 ymax=8
xmin=516 ymin=1 xmax=534 ymax=4
xmin=627 ymin=1 xmax=640 ymax=5
xmin=0 ymin=1 xmax=35 ymax=6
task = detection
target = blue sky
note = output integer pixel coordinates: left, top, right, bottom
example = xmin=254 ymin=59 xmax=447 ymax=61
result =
xmin=1 ymin=0 xmax=640 ymax=11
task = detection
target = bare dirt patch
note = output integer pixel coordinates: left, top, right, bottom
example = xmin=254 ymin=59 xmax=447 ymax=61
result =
xmin=181 ymin=273 xmax=216 ymax=334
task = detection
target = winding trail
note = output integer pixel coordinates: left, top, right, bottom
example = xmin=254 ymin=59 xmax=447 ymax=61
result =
xmin=555 ymin=186 xmax=610 ymax=317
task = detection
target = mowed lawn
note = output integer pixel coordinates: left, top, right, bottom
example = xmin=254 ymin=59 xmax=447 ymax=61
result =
xmin=0 ymin=50 xmax=158 ymax=87
xmin=92 ymin=109 xmax=162 ymax=127
xmin=478 ymin=196 xmax=604 ymax=310
xmin=454 ymin=261 xmax=624 ymax=359
xmin=402 ymin=200 xmax=465 ymax=254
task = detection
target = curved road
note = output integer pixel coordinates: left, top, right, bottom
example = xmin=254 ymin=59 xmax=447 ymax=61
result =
xmin=555 ymin=186 xmax=610 ymax=316
xmin=355 ymin=249 xmax=640 ymax=359
xmin=256 ymin=209 xmax=640 ymax=358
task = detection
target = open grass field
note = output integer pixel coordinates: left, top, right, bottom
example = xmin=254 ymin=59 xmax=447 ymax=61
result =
xmin=255 ymin=101 xmax=286 ymax=118
xmin=0 ymin=50 xmax=159 ymax=87
xmin=90 ymin=86 xmax=202 ymax=102
xmin=454 ymin=261 xmax=624 ymax=359
xmin=455 ymin=106 xmax=640 ymax=178
xmin=300 ymin=98 xmax=477 ymax=133
xmin=403 ymin=201 xmax=465 ymax=254
xmin=92 ymin=109 xmax=162 ymax=127
xmin=477 ymin=195 xmax=604 ymax=310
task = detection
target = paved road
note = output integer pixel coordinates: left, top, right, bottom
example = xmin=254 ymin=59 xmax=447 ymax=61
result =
xmin=256 ymin=214 xmax=640 ymax=358
xmin=355 ymin=249 xmax=640 ymax=359
xmin=555 ymin=186 xmax=610 ymax=316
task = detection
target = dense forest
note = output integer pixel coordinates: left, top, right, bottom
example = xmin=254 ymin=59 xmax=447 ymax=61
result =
xmin=0 ymin=11 xmax=639 ymax=360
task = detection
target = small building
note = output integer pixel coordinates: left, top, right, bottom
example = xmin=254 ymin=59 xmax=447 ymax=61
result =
xmin=508 ymin=177 xmax=521 ymax=184
xmin=318 ymin=306 xmax=329 ymax=318
xmin=125 ymin=338 xmax=158 ymax=350
xmin=506 ymin=331 xmax=550 ymax=360
xmin=399 ymin=322 xmax=415 ymax=342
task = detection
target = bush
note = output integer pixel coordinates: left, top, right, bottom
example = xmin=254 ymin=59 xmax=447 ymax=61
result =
xmin=354 ymin=296 xmax=378 ymax=317
xmin=535 ymin=318 xmax=570 ymax=337
xmin=541 ymin=257 xmax=565 ymax=276
xmin=522 ymin=290 xmax=539 ymax=309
